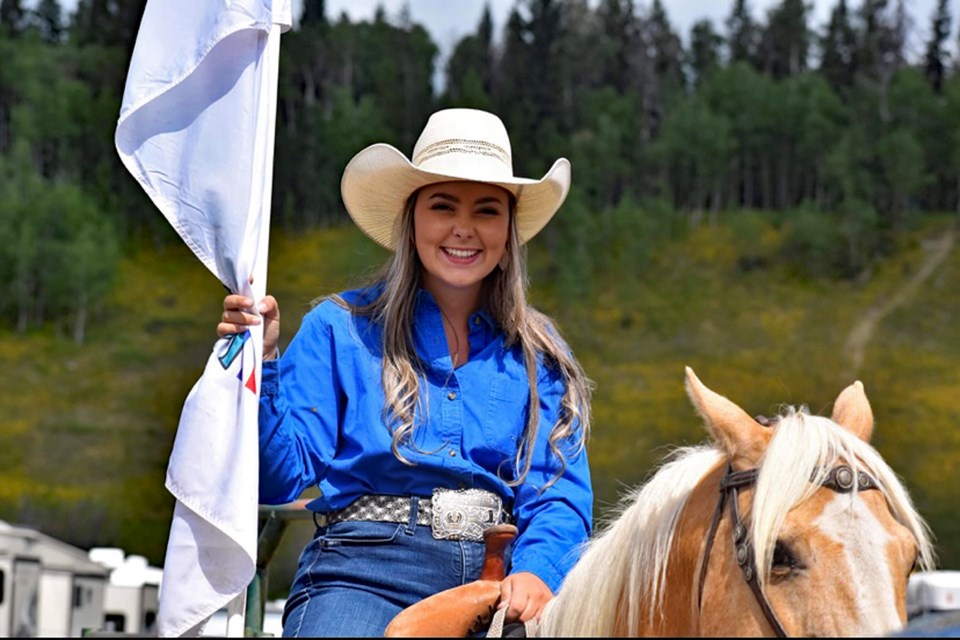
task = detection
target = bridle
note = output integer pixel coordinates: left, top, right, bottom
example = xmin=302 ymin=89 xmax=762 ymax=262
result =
xmin=696 ymin=458 xmax=880 ymax=637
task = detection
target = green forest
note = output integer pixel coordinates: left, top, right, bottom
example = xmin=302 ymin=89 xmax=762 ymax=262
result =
xmin=1 ymin=0 xmax=959 ymax=582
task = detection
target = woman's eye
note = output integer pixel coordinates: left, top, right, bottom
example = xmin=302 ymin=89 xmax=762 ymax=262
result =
xmin=430 ymin=203 xmax=454 ymax=211
xmin=478 ymin=207 xmax=500 ymax=216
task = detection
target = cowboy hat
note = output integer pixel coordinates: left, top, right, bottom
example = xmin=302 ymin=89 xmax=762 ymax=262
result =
xmin=340 ymin=108 xmax=571 ymax=250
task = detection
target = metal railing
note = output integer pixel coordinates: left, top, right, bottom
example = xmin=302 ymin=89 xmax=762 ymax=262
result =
xmin=244 ymin=500 xmax=312 ymax=636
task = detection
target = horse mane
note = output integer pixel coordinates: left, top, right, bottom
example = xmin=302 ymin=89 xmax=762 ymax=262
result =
xmin=540 ymin=445 xmax=724 ymax=636
xmin=540 ymin=407 xmax=936 ymax=637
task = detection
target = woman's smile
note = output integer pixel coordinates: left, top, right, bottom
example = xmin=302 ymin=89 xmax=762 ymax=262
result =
xmin=441 ymin=246 xmax=483 ymax=263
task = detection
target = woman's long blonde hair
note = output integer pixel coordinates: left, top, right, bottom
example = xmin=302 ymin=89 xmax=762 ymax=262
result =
xmin=331 ymin=190 xmax=592 ymax=487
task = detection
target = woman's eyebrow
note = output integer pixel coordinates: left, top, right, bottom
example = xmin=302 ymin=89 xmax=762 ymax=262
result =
xmin=428 ymin=192 xmax=460 ymax=203
xmin=475 ymin=196 xmax=506 ymax=205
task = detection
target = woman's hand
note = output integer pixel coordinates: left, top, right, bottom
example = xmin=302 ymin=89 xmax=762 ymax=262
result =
xmin=218 ymin=294 xmax=280 ymax=360
xmin=498 ymin=571 xmax=553 ymax=623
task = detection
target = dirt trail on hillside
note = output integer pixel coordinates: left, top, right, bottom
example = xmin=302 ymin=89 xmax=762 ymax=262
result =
xmin=842 ymin=226 xmax=955 ymax=381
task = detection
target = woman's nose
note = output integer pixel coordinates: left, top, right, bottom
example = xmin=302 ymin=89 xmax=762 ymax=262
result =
xmin=452 ymin=219 xmax=474 ymax=239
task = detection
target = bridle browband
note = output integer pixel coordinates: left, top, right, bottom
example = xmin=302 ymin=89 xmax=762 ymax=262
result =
xmin=696 ymin=460 xmax=880 ymax=637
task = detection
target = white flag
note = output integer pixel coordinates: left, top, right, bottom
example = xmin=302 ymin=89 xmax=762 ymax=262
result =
xmin=115 ymin=0 xmax=291 ymax=635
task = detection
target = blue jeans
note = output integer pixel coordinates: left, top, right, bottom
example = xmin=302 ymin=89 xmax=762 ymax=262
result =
xmin=282 ymin=508 xmax=491 ymax=637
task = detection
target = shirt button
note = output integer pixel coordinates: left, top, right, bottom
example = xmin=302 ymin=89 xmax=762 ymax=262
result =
xmin=447 ymin=392 xmax=456 ymax=400
xmin=449 ymin=450 xmax=457 ymax=457
xmin=473 ymin=317 xmax=480 ymax=325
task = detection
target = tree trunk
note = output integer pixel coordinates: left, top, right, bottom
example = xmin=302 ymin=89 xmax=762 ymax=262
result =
xmin=743 ymin=151 xmax=753 ymax=208
xmin=779 ymin=151 xmax=789 ymax=209
xmin=761 ymin=155 xmax=772 ymax=209
xmin=74 ymin=291 xmax=87 ymax=345
xmin=956 ymin=174 xmax=960 ymax=216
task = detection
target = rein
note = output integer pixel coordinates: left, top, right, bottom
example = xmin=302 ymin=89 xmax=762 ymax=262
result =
xmin=696 ymin=461 xmax=880 ymax=637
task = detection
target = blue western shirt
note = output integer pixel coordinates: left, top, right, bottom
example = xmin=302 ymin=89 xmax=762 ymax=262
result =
xmin=258 ymin=287 xmax=593 ymax=593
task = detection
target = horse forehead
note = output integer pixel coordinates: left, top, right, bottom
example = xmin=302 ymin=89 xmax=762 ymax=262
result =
xmin=809 ymin=491 xmax=905 ymax=628
xmin=806 ymin=487 xmax=908 ymax=539
xmin=811 ymin=489 xmax=895 ymax=543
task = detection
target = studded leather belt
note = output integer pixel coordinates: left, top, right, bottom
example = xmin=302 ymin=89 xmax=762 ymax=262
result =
xmin=322 ymin=488 xmax=513 ymax=542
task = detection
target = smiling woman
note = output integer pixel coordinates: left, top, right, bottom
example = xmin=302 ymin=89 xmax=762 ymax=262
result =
xmin=217 ymin=108 xmax=593 ymax=637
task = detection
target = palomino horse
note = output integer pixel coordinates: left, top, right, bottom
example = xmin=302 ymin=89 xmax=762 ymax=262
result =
xmin=388 ymin=367 xmax=935 ymax=637
xmin=538 ymin=368 xmax=935 ymax=636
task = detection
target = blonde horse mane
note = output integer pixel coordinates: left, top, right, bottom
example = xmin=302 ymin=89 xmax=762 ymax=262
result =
xmin=540 ymin=408 xmax=935 ymax=637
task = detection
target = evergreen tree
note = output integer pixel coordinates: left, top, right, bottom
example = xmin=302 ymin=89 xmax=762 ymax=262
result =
xmin=820 ymin=0 xmax=858 ymax=90
xmin=726 ymin=0 xmax=759 ymax=65
xmin=596 ymin=0 xmax=637 ymax=93
xmin=855 ymin=0 xmax=902 ymax=81
xmin=70 ymin=0 xmax=145 ymax=50
xmin=300 ymin=0 xmax=325 ymax=28
xmin=757 ymin=0 xmax=810 ymax=79
xmin=34 ymin=0 xmax=63 ymax=43
xmin=477 ymin=4 xmax=494 ymax=96
xmin=0 ymin=0 xmax=23 ymax=36
xmin=444 ymin=6 xmax=495 ymax=108
xmin=890 ymin=0 xmax=909 ymax=68
xmin=690 ymin=19 xmax=723 ymax=88
xmin=646 ymin=0 xmax=685 ymax=88
xmin=923 ymin=0 xmax=951 ymax=93
xmin=640 ymin=0 xmax=685 ymax=138
xmin=494 ymin=1 xmax=564 ymax=173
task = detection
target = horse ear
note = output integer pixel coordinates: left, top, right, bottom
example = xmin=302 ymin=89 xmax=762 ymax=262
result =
xmin=831 ymin=380 xmax=874 ymax=442
xmin=685 ymin=367 xmax=769 ymax=468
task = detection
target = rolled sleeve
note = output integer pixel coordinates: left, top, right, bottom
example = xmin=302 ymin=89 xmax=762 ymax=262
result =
xmin=258 ymin=302 xmax=342 ymax=504
xmin=508 ymin=370 xmax=592 ymax=593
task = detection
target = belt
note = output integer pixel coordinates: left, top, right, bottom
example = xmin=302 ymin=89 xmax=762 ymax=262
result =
xmin=321 ymin=488 xmax=513 ymax=542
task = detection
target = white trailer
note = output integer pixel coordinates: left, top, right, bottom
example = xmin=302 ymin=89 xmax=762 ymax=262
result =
xmin=0 ymin=520 xmax=109 ymax=636
xmin=89 ymin=547 xmax=161 ymax=634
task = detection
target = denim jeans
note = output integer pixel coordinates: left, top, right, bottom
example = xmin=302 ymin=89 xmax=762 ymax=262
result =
xmin=282 ymin=503 xmax=492 ymax=637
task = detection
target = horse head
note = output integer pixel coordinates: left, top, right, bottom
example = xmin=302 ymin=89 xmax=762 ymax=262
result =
xmin=541 ymin=368 xmax=934 ymax=637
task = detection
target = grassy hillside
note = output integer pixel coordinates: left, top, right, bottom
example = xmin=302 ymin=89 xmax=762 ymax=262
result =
xmin=1 ymin=214 xmax=957 ymax=591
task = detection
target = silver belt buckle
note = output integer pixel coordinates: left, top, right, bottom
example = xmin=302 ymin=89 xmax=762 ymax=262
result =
xmin=431 ymin=488 xmax=502 ymax=542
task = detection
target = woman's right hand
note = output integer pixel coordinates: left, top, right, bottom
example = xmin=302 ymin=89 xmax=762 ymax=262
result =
xmin=218 ymin=294 xmax=281 ymax=360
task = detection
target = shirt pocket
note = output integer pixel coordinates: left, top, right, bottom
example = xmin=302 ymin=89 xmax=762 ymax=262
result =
xmin=484 ymin=376 xmax=530 ymax=456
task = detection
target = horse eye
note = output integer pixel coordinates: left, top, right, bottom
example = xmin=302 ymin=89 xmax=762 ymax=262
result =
xmin=772 ymin=541 xmax=801 ymax=573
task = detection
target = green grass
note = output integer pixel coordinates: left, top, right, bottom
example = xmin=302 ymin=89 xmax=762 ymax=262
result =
xmin=0 ymin=214 xmax=957 ymax=586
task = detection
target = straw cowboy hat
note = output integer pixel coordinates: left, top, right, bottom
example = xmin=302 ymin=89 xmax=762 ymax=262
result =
xmin=340 ymin=108 xmax=571 ymax=250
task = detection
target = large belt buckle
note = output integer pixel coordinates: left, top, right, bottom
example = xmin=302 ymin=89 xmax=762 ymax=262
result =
xmin=431 ymin=488 xmax=502 ymax=542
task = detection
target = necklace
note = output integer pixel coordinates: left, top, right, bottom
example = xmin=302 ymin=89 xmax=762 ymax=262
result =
xmin=437 ymin=306 xmax=463 ymax=369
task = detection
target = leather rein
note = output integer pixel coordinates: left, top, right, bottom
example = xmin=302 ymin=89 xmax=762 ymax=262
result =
xmin=696 ymin=461 xmax=880 ymax=637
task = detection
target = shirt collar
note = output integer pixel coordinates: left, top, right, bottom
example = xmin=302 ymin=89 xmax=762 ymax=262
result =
xmin=412 ymin=288 xmax=499 ymax=365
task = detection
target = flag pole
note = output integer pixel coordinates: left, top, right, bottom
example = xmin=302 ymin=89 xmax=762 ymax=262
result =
xmin=223 ymin=18 xmax=283 ymax=638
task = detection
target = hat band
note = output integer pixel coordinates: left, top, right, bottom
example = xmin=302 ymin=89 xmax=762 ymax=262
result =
xmin=413 ymin=138 xmax=511 ymax=169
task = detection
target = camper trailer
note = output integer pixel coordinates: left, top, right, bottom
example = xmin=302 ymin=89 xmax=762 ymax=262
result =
xmin=0 ymin=520 xmax=109 ymax=636
xmin=88 ymin=547 xmax=161 ymax=634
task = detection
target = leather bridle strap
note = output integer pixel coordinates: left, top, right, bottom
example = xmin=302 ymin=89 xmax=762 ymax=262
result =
xmin=697 ymin=466 xmax=760 ymax=605
xmin=697 ymin=465 xmax=787 ymax=638
xmin=727 ymin=471 xmax=788 ymax=638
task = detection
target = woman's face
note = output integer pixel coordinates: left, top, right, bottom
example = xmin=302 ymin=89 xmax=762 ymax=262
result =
xmin=413 ymin=181 xmax=512 ymax=305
